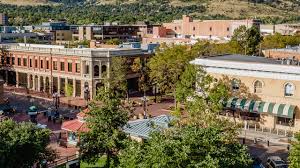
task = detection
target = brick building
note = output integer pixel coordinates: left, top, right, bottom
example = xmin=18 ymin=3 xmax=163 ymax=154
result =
xmin=0 ymin=43 xmax=149 ymax=99
xmin=142 ymin=15 xmax=260 ymax=44
xmin=263 ymin=46 xmax=300 ymax=60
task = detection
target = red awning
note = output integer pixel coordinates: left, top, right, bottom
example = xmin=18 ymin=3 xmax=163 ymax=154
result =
xmin=61 ymin=119 xmax=89 ymax=133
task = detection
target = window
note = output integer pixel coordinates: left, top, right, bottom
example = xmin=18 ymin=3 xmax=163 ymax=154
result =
xmin=18 ymin=58 xmax=21 ymax=66
xmin=174 ymin=27 xmax=177 ymax=31
xmin=85 ymin=65 xmax=89 ymax=74
xmin=6 ymin=57 xmax=10 ymax=64
xmin=12 ymin=57 xmax=15 ymax=65
xmin=209 ymin=27 xmax=212 ymax=31
xmin=29 ymin=59 xmax=32 ymax=67
xmin=101 ymin=65 xmax=107 ymax=74
xmin=46 ymin=60 xmax=49 ymax=69
xmin=75 ymin=63 xmax=80 ymax=73
xmin=231 ymin=79 xmax=240 ymax=91
xmin=276 ymin=116 xmax=294 ymax=126
xmin=61 ymin=62 xmax=65 ymax=71
xmin=284 ymin=83 xmax=294 ymax=96
xmin=23 ymin=58 xmax=27 ymax=66
xmin=40 ymin=60 xmax=43 ymax=69
xmin=227 ymin=27 xmax=230 ymax=31
xmin=68 ymin=62 xmax=72 ymax=72
xmin=193 ymin=27 xmax=195 ymax=31
xmin=254 ymin=80 xmax=263 ymax=93
xmin=94 ymin=65 xmax=99 ymax=77
xmin=53 ymin=61 xmax=58 ymax=70
xmin=35 ymin=59 xmax=38 ymax=68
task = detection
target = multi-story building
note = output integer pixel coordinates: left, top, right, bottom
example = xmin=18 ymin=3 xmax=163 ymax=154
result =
xmin=142 ymin=15 xmax=260 ymax=44
xmin=0 ymin=43 xmax=150 ymax=99
xmin=34 ymin=21 xmax=75 ymax=42
xmin=0 ymin=13 xmax=8 ymax=26
xmin=263 ymin=46 xmax=300 ymax=60
xmin=72 ymin=23 xmax=153 ymax=42
xmin=191 ymin=54 xmax=300 ymax=132
xmin=260 ymin=24 xmax=300 ymax=36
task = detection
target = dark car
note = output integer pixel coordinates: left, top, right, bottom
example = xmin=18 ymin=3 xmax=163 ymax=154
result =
xmin=266 ymin=156 xmax=288 ymax=168
xmin=252 ymin=157 xmax=265 ymax=168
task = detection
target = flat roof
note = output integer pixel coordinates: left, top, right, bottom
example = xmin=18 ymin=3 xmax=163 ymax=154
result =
xmin=203 ymin=54 xmax=282 ymax=65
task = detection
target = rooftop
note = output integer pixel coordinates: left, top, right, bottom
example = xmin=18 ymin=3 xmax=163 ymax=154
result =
xmin=265 ymin=46 xmax=300 ymax=54
xmin=203 ymin=54 xmax=283 ymax=65
xmin=123 ymin=115 xmax=175 ymax=139
xmin=190 ymin=54 xmax=300 ymax=81
xmin=0 ymin=43 xmax=146 ymax=58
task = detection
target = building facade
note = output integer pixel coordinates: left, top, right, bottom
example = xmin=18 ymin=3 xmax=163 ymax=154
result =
xmin=191 ymin=54 xmax=300 ymax=132
xmin=72 ymin=24 xmax=152 ymax=42
xmin=160 ymin=15 xmax=260 ymax=40
xmin=0 ymin=43 xmax=149 ymax=99
xmin=0 ymin=13 xmax=8 ymax=26
xmin=263 ymin=46 xmax=300 ymax=60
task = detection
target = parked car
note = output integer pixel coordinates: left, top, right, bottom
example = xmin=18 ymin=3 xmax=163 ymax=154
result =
xmin=266 ymin=156 xmax=288 ymax=168
xmin=252 ymin=157 xmax=265 ymax=168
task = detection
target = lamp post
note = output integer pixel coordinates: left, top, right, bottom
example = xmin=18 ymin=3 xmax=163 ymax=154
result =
xmin=84 ymin=86 xmax=90 ymax=108
xmin=52 ymin=92 xmax=60 ymax=119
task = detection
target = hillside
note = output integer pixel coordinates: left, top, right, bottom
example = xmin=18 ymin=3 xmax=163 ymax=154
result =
xmin=0 ymin=0 xmax=299 ymax=25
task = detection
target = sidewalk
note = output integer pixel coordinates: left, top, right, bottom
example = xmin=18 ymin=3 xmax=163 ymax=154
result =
xmin=238 ymin=129 xmax=296 ymax=146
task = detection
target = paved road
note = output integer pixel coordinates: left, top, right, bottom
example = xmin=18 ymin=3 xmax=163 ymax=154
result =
xmin=4 ymin=92 xmax=79 ymax=117
xmin=241 ymin=138 xmax=289 ymax=166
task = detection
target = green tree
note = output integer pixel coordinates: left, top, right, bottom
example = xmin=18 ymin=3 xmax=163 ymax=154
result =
xmin=148 ymin=45 xmax=195 ymax=108
xmin=231 ymin=25 xmax=261 ymax=55
xmin=79 ymin=88 xmax=129 ymax=168
xmin=105 ymin=38 xmax=121 ymax=45
xmin=176 ymin=64 xmax=197 ymax=104
xmin=0 ymin=119 xmax=56 ymax=168
xmin=262 ymin=33 xmax=300 ymax=49
xmin=289 ymin=133 xmax=300 ymax=168
xmin=119 ymin=126 xmax=252 ymax=168
xmin=65 ymin=83 xmax=73 ymax=97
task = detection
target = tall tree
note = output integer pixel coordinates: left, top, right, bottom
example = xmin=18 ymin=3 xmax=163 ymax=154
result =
xmin=79 ymin=88 xmax=129 ymax=167
xmin=148 ymin=45 xmax=195 ymax=108
xmin=289 ymin=133 xmax=300 ymax=168
xmin=104 ymin=57 xmax=129 ymax=99
xmin=0 ymin=119 xmax=55 ymax=168
xmin=230 ymin=25 xmax=261 ymax=55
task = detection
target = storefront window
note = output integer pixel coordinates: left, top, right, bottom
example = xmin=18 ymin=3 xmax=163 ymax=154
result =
xmin=240 ymin=112 xmax=260 ymax=121
xmin=276 ymin=117 xmax=294 ymax=126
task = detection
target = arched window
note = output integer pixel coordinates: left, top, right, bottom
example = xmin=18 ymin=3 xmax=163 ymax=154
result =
xmin=101 ymin=65 xmax=107 ymax=74
xmin=254 ymin=80 xmax=263 ymax=93
xmin=284 ymin=83 xmax=295 ymax=96
xmin=231 ymin=78 xmax=240 ymax=91
xmin=94 ymin=65 xmax=99 ymax=77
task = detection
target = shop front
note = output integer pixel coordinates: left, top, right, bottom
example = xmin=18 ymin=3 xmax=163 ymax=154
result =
xmin=222 ymin=98 xmax=298 ymax=132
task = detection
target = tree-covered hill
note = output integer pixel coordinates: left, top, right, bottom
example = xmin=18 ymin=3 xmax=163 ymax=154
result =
xmin=0 ymin=0 xmax=299 ymax=25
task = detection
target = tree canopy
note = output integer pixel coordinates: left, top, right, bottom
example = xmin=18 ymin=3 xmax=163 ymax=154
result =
xmin=289 ymin=133 xmax=300 ymax=168
xmin=119 ymin=126 xmax=252 ymax=168
xmin=230 ymin=25 xmax=262 ymax=55
xmin=79 ymin=88 xmax=129 ymax=167
xmin=0 ymin=119 xmax=54 ymax=168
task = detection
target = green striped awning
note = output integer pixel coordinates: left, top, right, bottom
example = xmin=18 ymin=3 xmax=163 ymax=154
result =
xmin=225 ymin=98 xmax=296 ymax=119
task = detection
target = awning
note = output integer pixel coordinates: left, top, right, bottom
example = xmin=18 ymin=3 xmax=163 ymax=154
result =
xmin=225 ymin=98 xmax=296 ymax=119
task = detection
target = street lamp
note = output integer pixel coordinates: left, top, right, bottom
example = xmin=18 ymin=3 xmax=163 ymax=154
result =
xmin=83 ymin=86 xmax=90 ymax=108
xmin=52 ymin=92 xmax=60 ymax=118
